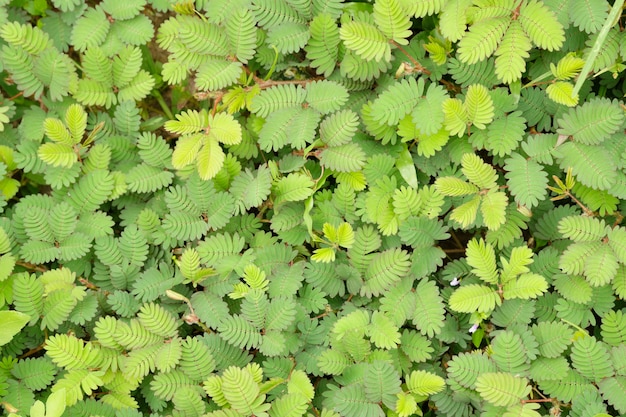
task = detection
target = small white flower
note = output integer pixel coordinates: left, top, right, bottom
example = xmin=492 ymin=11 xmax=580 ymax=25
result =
xmin=450 ymin=277 xmax=460 ymax=286
xmin=469 ymin=323 xmax=480 ymax=333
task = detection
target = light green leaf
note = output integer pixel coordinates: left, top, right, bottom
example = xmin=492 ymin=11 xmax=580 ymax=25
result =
xmin=196 ymin=138 xmax=225 ymax=180
xmin=311 ymin=247 xmax=336 ymax=263
xmin=480 ymin=190 xmax=508 ymax=231
xmin=462 ymin=153 xmax=498 ymax=189
xmin=476 ymin=372 xmax=531 ymax=407
xmin=406 ymin=370 xmax=445 ymax=396
xmin=38 ymin=143 xmax=77 ymax=168
xmin=0 ymin=311 xmax=30 ymax=346
xmin=464 ymin=84 xmax=495 ymax=129
xmin=466 ymin=238 xmax=498 ymax=285
xmin=546 ymin=81 xmax=578 ymax=107
xmin=435 ymin=176 xmax=478 ymax=196
xmin=503 ymin=273 xmax=548 ymax=300
xmin=172 ymin=134 xmax=204 ymax=169
xmin=396 ymin=147 xmax=418 ymax=189
xmin=274 ymin=173 xmax=315 ymax=204
xmin=450 ymin=194 xmax=481 ymax=228
xmin=209 ymin=113 xmax=243 ymax=145
xmin=449 ymin=284 xmax=500 ymax=313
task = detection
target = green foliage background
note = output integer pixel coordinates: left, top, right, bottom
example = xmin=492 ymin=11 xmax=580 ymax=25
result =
xmin=2 ymin=0 xmax=626 ymax=416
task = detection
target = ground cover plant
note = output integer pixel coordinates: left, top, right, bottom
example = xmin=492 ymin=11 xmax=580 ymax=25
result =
xmin=2 ymin=0 xmax=626 ymax=416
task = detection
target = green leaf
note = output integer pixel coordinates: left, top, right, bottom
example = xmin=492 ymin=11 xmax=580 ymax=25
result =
xmin=373 ymin=0 xmax=412 ymax=45
xmin=165 ymin=109 xmax=208 ymax=135
xmin=555 ymin=141 xmax=616 ymax=190
xmin=557 ymin=97 xmax=624 ymax=145
xmin=546 ymin=81 xmax=578 ymax=107
xmin=494 ymin=20 xmax=531 ymax=84
xmin=599 ymin=377 xmax=626 ymax=414
xmin=339 ymin=20 xmax=391 ymax=62
xmin=442 ymin=98 xmax=467 ymax=137
xmin=504 ymin=152 xmax=548 ymax=208
xmin=518 ymin=0 xmax=564 ymax=51
xmin=551 ymin=53 xmax=585 ymax=81
xmin=112 ymin=46 xmax=142 ymax=88
xmin=475 ymin=373 xmax=531 ymax=407
xmin=319 ymin=143 xmax=366 ymax=172
xmin=439 ymin=0 xmax=472 ymax=41
xmin=305 ymin=80 xmax=348 ymax=115
xmin=43 ymin=117 xmax=72 ymax=145
xmin=225 ymin=8 xmax=257 ymax=63
xmin=450 ymin=194 xmax=481 ymax=229
xmin=449 ymin=284 xmax=500 ymax=313
xmin=117 ymin=69 xmax=155 ymax=102
xmin=172 ymin=134 xmax=204 ymax=170
xmin=464 ymin=84 xmax=495 ymax=129
xmin=267 ymin=22 xmax=310 ymax=54
xmin=465 ymin=238 xmax=498 ymax=285
xmin=327 ymin=222 xmax=355 ymax=248
xmin=395 ymin=147 xmax=418 ymax=189
xmin=569 ymin=0 xmax=607 ymax=34
xmin=0 ymin=311 xmax=30 ymax=346
xmin=480 ymin=190 xmax=507 ymax=231
xmin=406 ymin=370 xmax=445 ymax=396
xmin=500 ymin=246 xmax=534 ymax=283
xmin=458 ymin=17 xmax=509 ymax=64
xmin=434 ymin=176 xmax=478 ymax=196
xmin=208 ymin=113 xmax=242 ymax=145
xmin=462 ymin=153 xmax=498 ymax=189
xmin=37 ymin=143 xmax=77 ymax=168
xmin=503 ymin=273 xmax=548 ymax=300
xmin=219 ymin=366 xmax=264 ymax=414
xmin=273 ymin=173 xmax=314 ymax=204
xmin=368 ymin=311 xmax=401 ymax=349
xmin=306 ymin=13 xmax=340 ymax=77
xmin=196 ymin=60 xmax=243 ymax=92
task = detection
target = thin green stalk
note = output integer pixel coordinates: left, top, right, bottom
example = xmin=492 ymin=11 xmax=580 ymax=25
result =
xmin=571 ymin=0 xmax=625 ymax=98
xmin=152 ymin=89 xmax=175 ymax=120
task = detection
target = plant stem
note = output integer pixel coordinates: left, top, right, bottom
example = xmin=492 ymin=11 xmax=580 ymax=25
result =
xmin=152 ymin=89 xmax=175 ymax=120
xmin=572 ymin=0 xmax=625 ymax=97
xmin=390 ymin=40 xmax=432 ymax=76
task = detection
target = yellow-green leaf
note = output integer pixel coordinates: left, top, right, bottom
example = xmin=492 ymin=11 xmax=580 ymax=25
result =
xmin=0 ymin=311 xmax=30 ymax=346
xmin=546 ymin=81 xmax=578 ymax=107
xmin=172 ymin=133 xmax=204 ymax=169
xmin=37 ymin=143 xmax=77 ymax=168
xmin=196 ymin=138 xmax=225 ymax=180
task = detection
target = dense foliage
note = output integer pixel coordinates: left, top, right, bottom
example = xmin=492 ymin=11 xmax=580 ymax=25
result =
xmin=2 ymin=0 xmax=626 ymax=416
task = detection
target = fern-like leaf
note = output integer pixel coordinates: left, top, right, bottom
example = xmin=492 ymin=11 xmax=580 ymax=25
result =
xmin=504 ymin=152 xmax=548 ymax=208
xmin=225 ymin=9 xmax=257 ymax=63
xmin=518 ymin=0 xmax=564 ymax=51
xmin=555 ymin=142 xmax=616 ymax=191
xmin=305 ymin=80 xmax=348 ymax=114
xmin=457 ymin=17 xmax=509 ymax=64
xmin=475 ymin=372 xmax=531 ymax=407
xmin=557 ymin=98 xmax=624 ymax=145
xmin=465 ymin=238 xmax=498 ymax=284
xmin=196 ymin=60 xmax=243 ymax=92
xmin=449 ymin=284 xmax=500 ymax=313
xmin=250 ymin=84 xmax=306 ymax=118
xmin=339 ymin=20 xmax=391 ymax=62
xmin=306 ymin=13 xmax=340 ymax=77
xmin=71 ymin=7 xmax=111 ymax=52
xmin=267 ymin=22 xmax=310 ymax=54
xmin=373 ymin=0 xmax=412 ymax=45
xmin=571 ymin=335 xmax=614 ymax=382
xmin=370 ymin=77 xmax=424 ymax=126
xmin=569 ymin=0 xmax=608 ymax=34
xmin=494 ymin=20 xmax=531 ymax=84
xmin=464 ymin=84 xmax=495 ymax=129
